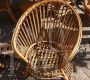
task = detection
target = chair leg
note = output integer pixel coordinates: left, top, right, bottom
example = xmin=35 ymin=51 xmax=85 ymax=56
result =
xmin=61 ymin=69 xmax=69 ymax=80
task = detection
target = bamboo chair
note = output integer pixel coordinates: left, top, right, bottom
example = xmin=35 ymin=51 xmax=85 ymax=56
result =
xmin=0 ymin=0 xmax=17 ymax=23
xmin=12 ymin=0 xmax=82 ymax=80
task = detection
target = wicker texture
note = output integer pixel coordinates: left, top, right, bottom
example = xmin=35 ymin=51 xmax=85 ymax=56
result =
xmin=27 ymin=61 xmax=73 ymax=80
xmin=12 ymin=0 xmax=82 ymax=80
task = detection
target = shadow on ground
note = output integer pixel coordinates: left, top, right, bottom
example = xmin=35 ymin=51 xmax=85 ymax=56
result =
xmin=73 ymin=13 xmax=90 ymax=72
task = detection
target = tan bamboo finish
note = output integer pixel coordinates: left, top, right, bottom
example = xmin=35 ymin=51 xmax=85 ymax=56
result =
xmin=12 ymin=0 xmax=82 ymax=79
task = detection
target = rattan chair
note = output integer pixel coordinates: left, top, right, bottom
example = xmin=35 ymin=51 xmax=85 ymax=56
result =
xmin=12 ymin=0 xmax=82 ymax=80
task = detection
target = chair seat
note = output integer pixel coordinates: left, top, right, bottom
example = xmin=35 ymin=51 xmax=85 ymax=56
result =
xmin=27 ymin=62 xmax=73 ymax=80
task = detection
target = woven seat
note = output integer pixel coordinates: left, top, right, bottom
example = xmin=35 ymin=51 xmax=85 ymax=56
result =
xmin=12 ymin=0 xmax=82 ymax=80
xmin=27 ymin=62 xmax=73 ymax=80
